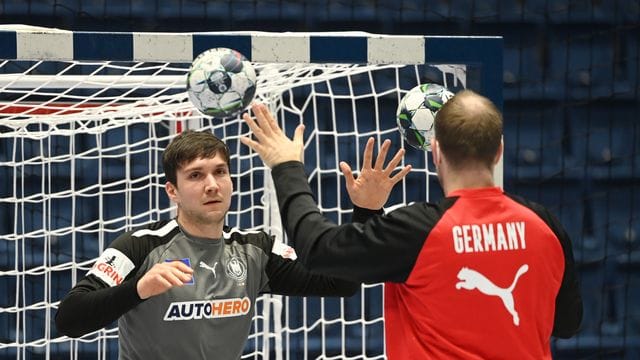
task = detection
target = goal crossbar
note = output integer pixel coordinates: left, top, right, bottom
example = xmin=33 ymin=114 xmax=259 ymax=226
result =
xmin=0 ymin=26 xmax=502 ymax=105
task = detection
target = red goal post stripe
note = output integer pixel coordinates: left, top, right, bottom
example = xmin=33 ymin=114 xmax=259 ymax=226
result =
xmin=0 ymin=102 xmax=194 ymax=134
xmin=0 ymin=102 xmax=194 ymax=117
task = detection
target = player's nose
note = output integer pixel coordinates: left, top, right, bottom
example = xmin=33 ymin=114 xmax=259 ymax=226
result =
xmin=204 ymin=174 xmax=219 ymax=192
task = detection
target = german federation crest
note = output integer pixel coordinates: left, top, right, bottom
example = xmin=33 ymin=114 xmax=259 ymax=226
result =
xmin=225 ymin=256 xmax=247 ymax=282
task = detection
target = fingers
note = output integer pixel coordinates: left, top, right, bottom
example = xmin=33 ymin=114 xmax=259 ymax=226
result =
xmin=241 ymin=111 xmax=263 ymax=145
xmin=362 ymin=137 xmax=374 ymax=170
xmin=150 ymin=276 xmax=174 ymax=293
xmin=262 ymin=104 xmax=282 ymax=135
xmin=385 ymin=147 xmax=411 ymax=183
xmin=167 ymin=260 xmax=194 ymax=275
xmin=390 ymin=164 xmax=412 ymax=184
xmin=293 ymin=124 xmax=305 ymax=145
xmin=163 ymin=273 xmax=185 ymax=287
xmin=293 ymin=124 xmax=305 ymax=162
xmin=384 ymin=148 xmax=405 ymax=174
xmin=242 ymin=103 xmax=273 ymax=144
xmin=239 ymin=135 xmax=258 ymax=152
xmin=240 ymin=109 xmax=267 ymax=154
xmin=152 ymin=262 xmax=193 ymax=286
xmin=340 ymin=161 xmax=355 ymax=189
xmin=362 ymin=137 xmax=406 ymax=175
xmin=242 ymin=102 xmax=298 ymax=148
xmin=164 ymin=262 xmax=193 ymax=285
xmin=251 ymin=103 xmax=271 ymax=136
xmin=137 ymin=262 xmax=193 ymax=299
xmin=172 ymin=262 xmax=194 ymax=283
xmin=374 ymin=139 xmax=391 ymax=170
xmin=251 ymin=103 xmax=280 ymax=136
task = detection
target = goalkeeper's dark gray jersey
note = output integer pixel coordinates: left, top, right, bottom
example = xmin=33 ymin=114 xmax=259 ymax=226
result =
xmin=55 ymin=219 xmax=358 ymax=360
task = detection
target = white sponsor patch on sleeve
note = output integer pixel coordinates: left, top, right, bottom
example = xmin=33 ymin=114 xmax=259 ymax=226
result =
xmin=87 ymin=248 xmax=136 ymax=287
xmin=271 ymin=241 xmax=297 ymax=260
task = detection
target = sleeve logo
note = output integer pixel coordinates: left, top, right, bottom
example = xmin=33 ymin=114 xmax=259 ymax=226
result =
xmin=271 ymin=241 xmax=297 ymax=260
xmin=87 ymin=248 xmax=135 ymax=287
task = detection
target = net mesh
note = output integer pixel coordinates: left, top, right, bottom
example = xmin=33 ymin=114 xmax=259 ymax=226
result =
xmin=0 ymin=57 xmax=466 ymax=359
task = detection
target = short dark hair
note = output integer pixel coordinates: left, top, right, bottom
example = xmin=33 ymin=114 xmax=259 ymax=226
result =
xmin=434 ymin=90 xmax=503 ymax=169
xmin=162 ymin=130 xmax=230 ymax=186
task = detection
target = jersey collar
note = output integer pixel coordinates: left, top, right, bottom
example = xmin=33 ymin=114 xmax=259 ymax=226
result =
xmin=447 ymin=186 xmax=503 ymax=198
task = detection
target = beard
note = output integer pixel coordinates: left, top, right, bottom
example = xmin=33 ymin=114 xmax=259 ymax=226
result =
xmin=179 ymin=206 xmax=226 ymax=228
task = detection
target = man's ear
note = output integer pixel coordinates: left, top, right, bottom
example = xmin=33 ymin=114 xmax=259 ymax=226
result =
xmin=494 ymin=139 xmax=504 ymax=165
xmin=165 ymin=182 xmax=179 ymax=203
xmin=431 ymin=138 xmax=440 ymax=165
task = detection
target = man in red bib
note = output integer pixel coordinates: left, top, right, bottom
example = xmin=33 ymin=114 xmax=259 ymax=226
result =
xmin=242 ymin=90 xmax=582 ymax=359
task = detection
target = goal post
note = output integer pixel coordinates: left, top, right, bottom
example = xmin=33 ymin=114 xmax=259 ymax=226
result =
xmin=0 ymin=25 xmax=502 ymax=359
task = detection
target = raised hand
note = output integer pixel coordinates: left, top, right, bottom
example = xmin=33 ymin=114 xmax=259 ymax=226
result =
xmin=240 ymin=103 xmax=305 ymax=168
xmin=136 ymin=261 xmax=194 ymax=300
xmin=340 ymin=137 xmax=411 ymax=210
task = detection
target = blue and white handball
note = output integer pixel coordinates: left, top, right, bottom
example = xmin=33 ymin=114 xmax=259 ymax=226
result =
xmin=187 ymin=48 xmax=257 ymax=118
xmin=396 ymin=83 xmax=454 ymax=151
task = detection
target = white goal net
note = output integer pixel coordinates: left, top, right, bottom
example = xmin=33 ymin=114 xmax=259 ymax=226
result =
xmin=0 ymin=27 xmax=483 ymax=359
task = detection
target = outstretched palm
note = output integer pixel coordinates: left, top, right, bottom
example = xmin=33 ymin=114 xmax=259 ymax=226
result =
xmin=340 ymin=138 xmax=411 ymax=210
xmin=240 ymin=103 xmax=305 ymax=168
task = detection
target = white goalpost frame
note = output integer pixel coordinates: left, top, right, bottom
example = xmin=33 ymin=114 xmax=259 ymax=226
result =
xmin=0 ymin=25 xmax=503 ymax=359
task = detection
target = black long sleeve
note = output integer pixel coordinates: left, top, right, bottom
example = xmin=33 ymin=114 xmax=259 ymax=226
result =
xmin=265 ymin=252 xmax=359 ymax=297
xmin=271 ymin=161 xmax=430 ymax=283
xmin=533 ymin=209 xmax=583 ymax=338
xmin=55 ymin=273 xmax=144 ymax=337
xmin=54 ymin=224 xmax=164 ymax=338
xmin=506 ymin=193 xmax=583 ymax=338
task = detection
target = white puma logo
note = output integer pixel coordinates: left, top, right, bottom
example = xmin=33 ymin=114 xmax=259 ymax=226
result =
xmin=199 ymin=261 xmax=218 ymax=278
xmin=455 ymin=264 xmax=529 ymax=326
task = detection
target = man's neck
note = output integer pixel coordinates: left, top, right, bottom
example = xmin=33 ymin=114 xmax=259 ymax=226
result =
xmin=441 ymin=167 xmax=496 ymax=196
xmin=176 ymin=217 xmax=224 ymax=239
